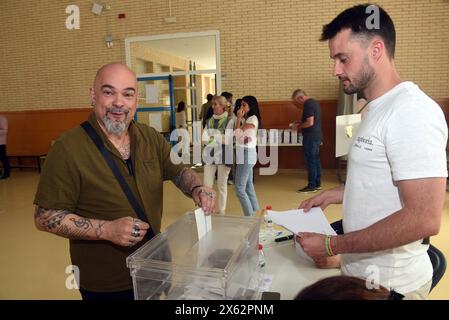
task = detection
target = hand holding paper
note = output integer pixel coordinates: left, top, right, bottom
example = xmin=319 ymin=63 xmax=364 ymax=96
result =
xmin=296 ymin=232 xmax=334 ymax=261
xmin=192 ymin=186 xmax=216 ymax=215
xmin=267 ymin=208 xmax=337 ymax=262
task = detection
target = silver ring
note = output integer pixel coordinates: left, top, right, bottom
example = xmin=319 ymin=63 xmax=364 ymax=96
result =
xmin=132 ymin=228 xmax=140 ymax=238
xmin=205 ymin=191 xmax=215 ymax=198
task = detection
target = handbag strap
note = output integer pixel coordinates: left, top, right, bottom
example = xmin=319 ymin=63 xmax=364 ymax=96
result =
xmin=81 ymin=121 xmax=155 ymax=239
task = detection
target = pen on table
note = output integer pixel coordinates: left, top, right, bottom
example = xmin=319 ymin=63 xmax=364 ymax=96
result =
xmin=275 ymin=234 xmax=294 ymax=242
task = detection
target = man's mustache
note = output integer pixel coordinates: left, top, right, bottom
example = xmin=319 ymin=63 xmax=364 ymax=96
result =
xmin=106 ymin=107 xmax=130 ymax=115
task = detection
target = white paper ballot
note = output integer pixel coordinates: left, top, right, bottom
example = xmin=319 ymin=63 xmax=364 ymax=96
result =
xmin=267 ymin=208 xmax=336 ymax=262
xmin=194 ymin=208 xmax=212 ymax=240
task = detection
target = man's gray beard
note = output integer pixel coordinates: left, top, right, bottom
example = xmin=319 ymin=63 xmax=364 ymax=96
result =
xmin=102 ymin=114 xmax=128 ymax=135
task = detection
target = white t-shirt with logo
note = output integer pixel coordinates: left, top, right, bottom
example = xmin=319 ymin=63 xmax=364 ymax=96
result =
xmin=341 ymin=81 xmax=448 ymax=294
xmin=236 ymin=115 xmax=258 ymax=149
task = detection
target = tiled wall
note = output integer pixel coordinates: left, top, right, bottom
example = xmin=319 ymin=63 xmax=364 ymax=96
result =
xmin=0 ymin=0 xmax=448 ymax=111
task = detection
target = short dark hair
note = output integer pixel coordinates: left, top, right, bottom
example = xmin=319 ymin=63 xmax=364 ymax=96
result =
xmin=221 ymin=91 xmax=233 ymax=100
xmin=320 ymin=4 xmax=396 ymax=59
xmin=206 ymin=93 xmax=213 ymax=101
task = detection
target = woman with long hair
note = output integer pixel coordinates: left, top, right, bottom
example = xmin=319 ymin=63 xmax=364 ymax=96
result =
xmin=234 ymin=95 xmax=262 ymax=216
xmin=175 ymin=101 xmax=187 ymax=129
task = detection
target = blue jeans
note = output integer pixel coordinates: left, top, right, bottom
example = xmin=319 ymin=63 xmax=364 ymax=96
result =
xmin=235 ymin=147 xmax=260 ymax=216
xmin=303 ymin=137 xmax=321 ymax=188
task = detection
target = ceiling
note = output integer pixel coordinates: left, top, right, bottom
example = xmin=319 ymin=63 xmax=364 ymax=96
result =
xmin=139 ymin=35 xmax=217 ymax=70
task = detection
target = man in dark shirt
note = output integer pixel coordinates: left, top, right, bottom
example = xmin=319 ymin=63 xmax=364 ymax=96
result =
xmin=34 ymin=62 xmax=216 ymax=300
xmin=291 ymin=89 xmax=323 ymax=193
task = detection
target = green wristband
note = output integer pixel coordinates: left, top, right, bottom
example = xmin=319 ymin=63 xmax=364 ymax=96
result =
xmin=324 ymin=235 xmax=332 ymax=257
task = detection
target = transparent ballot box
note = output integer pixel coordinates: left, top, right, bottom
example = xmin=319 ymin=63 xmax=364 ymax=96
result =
xmin=126 ymin=212 xmax=261 ymax=300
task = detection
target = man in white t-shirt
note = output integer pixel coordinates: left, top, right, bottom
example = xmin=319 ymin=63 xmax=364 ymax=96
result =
xmin=298 ymin=4 xmax=447 ymax=299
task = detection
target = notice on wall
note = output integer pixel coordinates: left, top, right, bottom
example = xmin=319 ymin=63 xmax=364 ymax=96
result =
xmin=148 ymin=113 xmax=162 ymax=132
xmin=336 ymin=114 xmax=362 ymax=157
xmin=145 ymin=84 xmax=158 ymax=104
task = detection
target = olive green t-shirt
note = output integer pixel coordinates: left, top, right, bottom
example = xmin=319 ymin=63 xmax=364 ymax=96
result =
xmin=34 ymin=113 xmax=185 ymax=292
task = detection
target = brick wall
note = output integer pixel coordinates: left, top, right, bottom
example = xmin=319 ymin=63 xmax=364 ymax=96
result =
xmin=0 ymin=0 xmax=448 ymax=111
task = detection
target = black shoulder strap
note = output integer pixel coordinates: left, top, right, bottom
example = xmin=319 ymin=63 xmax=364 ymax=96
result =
xmin=81 ymin=121 xmax=154 ymax=239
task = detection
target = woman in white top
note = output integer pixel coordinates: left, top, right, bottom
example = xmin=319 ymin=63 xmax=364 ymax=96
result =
xmin=202 ymin=96 xmax=234 ymax=214
xmin=175 ymin=101 xmax=187 ymax=129
xmin=234 ymin=95 xmax=262 ymax=216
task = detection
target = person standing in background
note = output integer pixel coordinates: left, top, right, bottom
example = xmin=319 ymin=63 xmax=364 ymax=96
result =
xmin=175 ymin=101 xmax=187 ymax=129
xmin=202 ymin=96 xmax=234 ymax=214
xmin=200 ymin=94 xmax=213 ymax=127
xmin=0 ymin=115 xmax=10 ymax=180
xmin=291 ymin=89 xmax=323 ymax=193
xmin=221 ymin=92 xmax=234 ymax=115
xmin=221 ymin=92 xmax=235 ymax=184
xmin=234 ymin=95 xmax=261 ymax=216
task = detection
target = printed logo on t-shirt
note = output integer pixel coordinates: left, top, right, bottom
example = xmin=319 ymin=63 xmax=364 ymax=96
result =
xmin=354 ymin=136 xmax=374 ymax=152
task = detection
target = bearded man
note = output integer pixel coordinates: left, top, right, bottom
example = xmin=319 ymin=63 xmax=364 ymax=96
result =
xmin=34 ymin=62 xmax=216 ymax=300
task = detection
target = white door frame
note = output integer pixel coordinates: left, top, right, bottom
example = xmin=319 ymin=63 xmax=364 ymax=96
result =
xmin=124 ymin=30 xmax=221 ymax=94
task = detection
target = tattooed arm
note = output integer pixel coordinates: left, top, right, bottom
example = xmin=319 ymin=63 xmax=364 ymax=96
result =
xmin=172 ymin=167 xmax=204 ymax=197
xmin=34 ymin=206 xmax=149 ymax=247
xmin=34 ymin=206 xmax=106 ymax=240
xmin=172 ymin=167 xmax=216 ymax=214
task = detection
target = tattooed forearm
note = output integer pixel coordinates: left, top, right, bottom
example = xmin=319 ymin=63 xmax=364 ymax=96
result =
xmin=95 ymin=220 xmax=106 ymax=239
xmin=59 ymin=224 xmax=92 ymax=240
xmin=34 ymin=206 xmax=106 ymax=241
xmin=35 ymin=206 xmax=48 ymax=218
xmin=173 ymin=167 xmax=203 ymax=197
xmin=69 ymin=217 xmax=93 ymax=230
xmin=34 ymin=207 xmax=70 ymax=231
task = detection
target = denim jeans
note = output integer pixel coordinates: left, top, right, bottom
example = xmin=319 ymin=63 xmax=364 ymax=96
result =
xmin=303 ymin=137 xmax=321 ymax=188
xmin=235 ymin=147 xmax=260 ymax=216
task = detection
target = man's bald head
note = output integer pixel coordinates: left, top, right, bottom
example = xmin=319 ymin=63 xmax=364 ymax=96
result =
xmin=93 ymin=62 xmax=137 ymax=89
xmin=90 ymin=62 xmax=139 ymax=136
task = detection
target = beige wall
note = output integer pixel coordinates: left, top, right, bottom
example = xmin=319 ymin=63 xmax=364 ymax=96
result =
xmin=0 ymin=0 xmax=448 ymax=111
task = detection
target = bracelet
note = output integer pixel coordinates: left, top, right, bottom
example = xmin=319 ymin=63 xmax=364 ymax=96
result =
xmin=190 ymin=185 xmax=203 ymax=196
xmin=324 ymin=235 xmax=335 ymax=257
xmin=328 ymin=235 xmax=335 ymax=256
